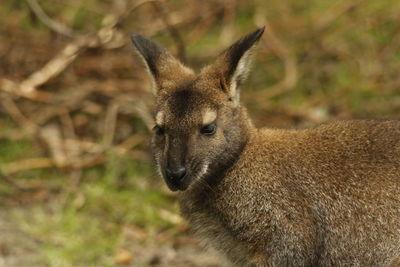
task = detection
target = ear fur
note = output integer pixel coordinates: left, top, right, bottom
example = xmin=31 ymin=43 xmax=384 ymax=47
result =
xmin=204 ymin=27 xmax=265 ymax=104
xmin=131 ymin=34 xmax=194 ymax=95
xmin=131 ymin=34 xmax=165 ymax=79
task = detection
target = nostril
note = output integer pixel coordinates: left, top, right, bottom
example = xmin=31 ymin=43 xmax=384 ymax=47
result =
xmin=176 ymin=168 xmax=186 ymax=180
xmin=166 ymin=167 xmax=187 ymax=181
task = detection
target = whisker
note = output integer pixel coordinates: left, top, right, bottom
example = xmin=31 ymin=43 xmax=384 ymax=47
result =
xmin=191 ymin=161 xmax=217 ymax=194
xmin=198 ymin=178 xmax=216 ymax=194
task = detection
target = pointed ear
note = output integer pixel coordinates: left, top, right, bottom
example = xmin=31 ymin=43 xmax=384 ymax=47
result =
xmin=204 ymin=27 xmax=265 ymax=105
xmin=131 ymin=34 xmax=194 ymax=95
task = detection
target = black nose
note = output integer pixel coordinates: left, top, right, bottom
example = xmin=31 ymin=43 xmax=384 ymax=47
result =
xmin=166 ymin=167 xmax=186 ymax=181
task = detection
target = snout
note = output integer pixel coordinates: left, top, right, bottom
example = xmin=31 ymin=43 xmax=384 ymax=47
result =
xmin=164 ymin=166 xmax=190 ymax=191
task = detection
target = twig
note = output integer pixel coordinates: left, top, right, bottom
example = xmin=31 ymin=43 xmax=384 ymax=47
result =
xmin=0 ymin=171 xmax=26 ymax=191
xmin=21 ymin=37 xmax=92 ymax=94
xmin=3 ymin=158 xmax=54 ymax=175
xmin=102 ymin=101 xmax=120 ymax=148
xmin=60 ymin=168 xmax=83 ymax=208
xmin=40 ymin=124 xmax=68 ymax=167
xmin=313 ymin=0 xmax=362 ymax=33
xmin=33 ymin=83 xmax=95 ymax=125
xmin=26 ymin=0 xmax=78 ymax=38
xmin=0 ymin=78 xmax=53 ymax=102
xmin=1 ymin=0 xmax=125 ymax=100
xmin=2 ymin=136 xmax=150 ymax=175
xmin=59 ymin=110 xmax=81 ymax=164
xmin=151 ymin=0 xmax=186 ymax=62
xmin=253 ymin=9 xmax=298 ymax=99
xmin=0 ymin=37 xmax=93 ymax=100
xmin=118 ymin=95 xmax=155 ymax=131
xmin=1 ymin=96 xmax=39 ymax=134
xmin=186 ymin=11 xmax=217 ymax=45
xmin=219 ymin=0 xmax=237 ymax=46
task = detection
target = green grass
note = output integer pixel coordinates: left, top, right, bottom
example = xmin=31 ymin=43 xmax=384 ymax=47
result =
xmin=0 ymin=139 xmax=34 ymax=162
xmin=0 ymin=139 xmax=176 ymax=266
xmin=13 ymin=158 xmax=176 ymax=266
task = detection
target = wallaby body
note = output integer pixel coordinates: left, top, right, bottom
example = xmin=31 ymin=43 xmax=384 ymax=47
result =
xmin=131 ymin=28 xmax=400 ymax=266
xmin=181 ymin=119 xmax=400 ymax=266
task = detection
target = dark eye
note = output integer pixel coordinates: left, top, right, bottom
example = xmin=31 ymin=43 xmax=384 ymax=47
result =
xmin=153 ymin=125 xmax=165 ymax=136
xmin=200 ymin=122 xmax=217 ymax=136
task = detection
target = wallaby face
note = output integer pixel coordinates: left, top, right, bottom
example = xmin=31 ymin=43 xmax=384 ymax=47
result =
xmin=131 ymin=28 xmax=264 ymax=191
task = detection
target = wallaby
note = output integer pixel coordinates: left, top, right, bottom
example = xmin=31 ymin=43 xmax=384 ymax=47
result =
xmin=131 ymin=27 xmax=400 ymax=266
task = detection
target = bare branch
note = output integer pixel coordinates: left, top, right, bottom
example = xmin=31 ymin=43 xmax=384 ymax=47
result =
xmin=253 ymin=10 xmax=298 ymax=99
xmin=1 ymin=96 xmax=39 ymax=134
xmin=26 ymin=0 xmax=78 ymax=38
xmin=151 ymin=0 xmax=186 ymax=62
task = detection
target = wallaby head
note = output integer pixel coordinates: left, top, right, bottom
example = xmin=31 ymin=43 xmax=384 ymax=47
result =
xmin=131 ymin=28 xmax=264 ymax=191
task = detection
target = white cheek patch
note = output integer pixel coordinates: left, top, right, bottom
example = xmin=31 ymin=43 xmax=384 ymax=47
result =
xmin=200 ymin=162 xmax=209 ymax=177
xmin=202 ymin=109 xmax=217 ymax=125
xmin=192 ymin=161 xmax=210 ymax=189
xmin=155 ymin=111 xmax=164 ymax=125
xmin=154 ymin=153 xmax=164 ymax=179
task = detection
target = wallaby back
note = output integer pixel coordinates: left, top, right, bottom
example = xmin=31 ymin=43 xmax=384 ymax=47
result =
xmin=131 ymin=28 xmax=400 ymax=266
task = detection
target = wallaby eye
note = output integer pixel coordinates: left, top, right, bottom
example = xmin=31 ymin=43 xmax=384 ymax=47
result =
xmin=153 ymin=125 xmax=165 ymax=136
xmin=200 ymin=122 xmax=217 ymax=136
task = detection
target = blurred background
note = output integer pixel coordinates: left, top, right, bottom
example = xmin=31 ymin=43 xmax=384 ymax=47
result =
xmin=0 ymin=0 xmax=399 ymax=266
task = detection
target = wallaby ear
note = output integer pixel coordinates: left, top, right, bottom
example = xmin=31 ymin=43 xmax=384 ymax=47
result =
xmin=204 ymin=27 xmax=265 ymax=104
xmin=131 ymin=34 xmax=194 ymax=95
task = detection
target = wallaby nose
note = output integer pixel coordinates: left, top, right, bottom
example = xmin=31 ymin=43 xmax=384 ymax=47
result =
xmin=166 ymin=167 xmax=187 ymax=181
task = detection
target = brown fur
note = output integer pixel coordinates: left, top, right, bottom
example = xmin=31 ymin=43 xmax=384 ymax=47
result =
xmin=131 ymin=28 xmax=400 ymax=266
